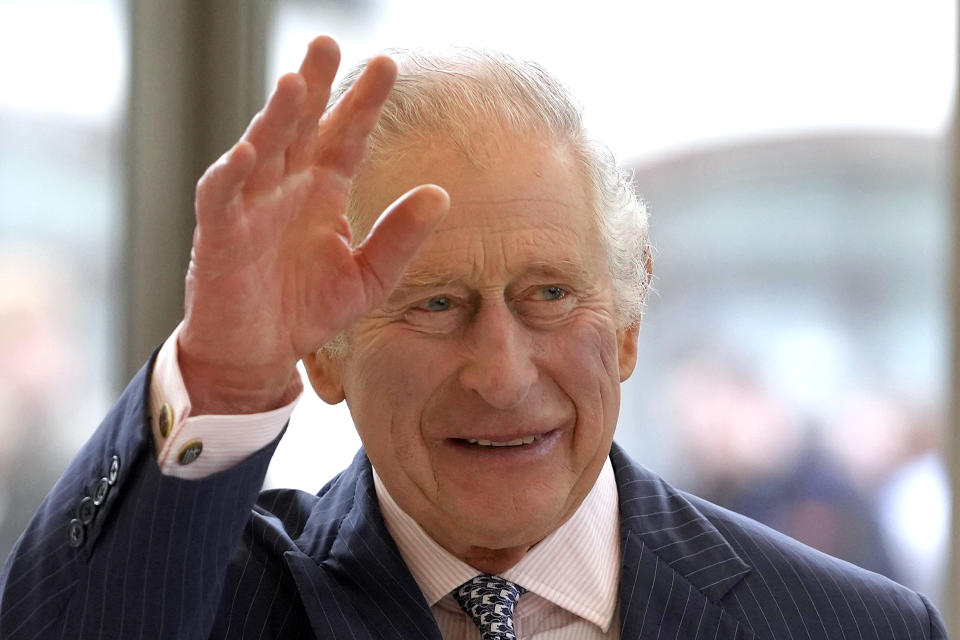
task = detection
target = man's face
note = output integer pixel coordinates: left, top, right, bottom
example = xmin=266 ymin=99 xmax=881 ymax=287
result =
xmin=306 ymin=136 xmax=638 ymax=565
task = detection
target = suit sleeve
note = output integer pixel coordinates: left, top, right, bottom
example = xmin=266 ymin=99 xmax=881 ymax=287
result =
xmin=918 ymin=592 xmax=949 ymax=640
xmin=0 ymin=353 xmax=281 ymax=640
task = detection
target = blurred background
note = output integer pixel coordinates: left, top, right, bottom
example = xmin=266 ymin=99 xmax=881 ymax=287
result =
xmin=0 ymin=0 xmax=956 ymax=625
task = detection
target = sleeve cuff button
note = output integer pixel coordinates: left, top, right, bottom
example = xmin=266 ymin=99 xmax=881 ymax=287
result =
xmin=92 ymin=477 xmax=110 ymax=506
xmin=78 ymin=496 xmax=95 ymax=525
xmin=67 ymin=519 xmax=85 ymax=548
xmin=108 ymin=455 xmax=121 ymax=485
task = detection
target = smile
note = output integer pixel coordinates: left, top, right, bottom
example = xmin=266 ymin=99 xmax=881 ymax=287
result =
xmin=465 ymin=435 xmax=543 ymax=447
xmin=444 ymin=429 xmax=563 ymax=462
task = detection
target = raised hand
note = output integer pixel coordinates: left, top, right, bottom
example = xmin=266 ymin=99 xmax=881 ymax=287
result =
xmin=177 ymin=36 xmax=449 ymax=414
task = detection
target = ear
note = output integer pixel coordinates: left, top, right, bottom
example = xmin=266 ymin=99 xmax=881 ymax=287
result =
xmin=302 ymin=349 xmax=346 ymax=405
xmin=616 ymin=323 xmax=640 ymax=382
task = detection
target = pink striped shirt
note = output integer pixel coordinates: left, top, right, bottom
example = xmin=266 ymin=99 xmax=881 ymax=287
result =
xmin=373 ymin=464 xmax=621 ymax=639
xmin=151 ymin=328 xmax=622 ymax=638
xmin=149 ymin=325 xmax=303 ymax=479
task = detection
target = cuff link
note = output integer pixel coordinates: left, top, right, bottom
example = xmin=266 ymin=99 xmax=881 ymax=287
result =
xmin=158 ymin=403 xmax=174 ymax=438
xmin=178 ymin=440 xmax=203 ymax=465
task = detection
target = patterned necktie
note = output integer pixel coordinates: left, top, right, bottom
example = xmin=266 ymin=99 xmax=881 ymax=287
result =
xmin=453 ymin=574 xmax=527 ymax=640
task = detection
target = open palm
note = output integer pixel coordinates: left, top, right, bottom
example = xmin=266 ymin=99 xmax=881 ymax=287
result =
xmin=178 ymin=37 xmax=448 ymax=414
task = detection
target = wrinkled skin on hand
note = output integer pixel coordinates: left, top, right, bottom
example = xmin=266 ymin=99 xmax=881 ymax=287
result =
xmin=178 ymin=36 xmax=450 ymax=414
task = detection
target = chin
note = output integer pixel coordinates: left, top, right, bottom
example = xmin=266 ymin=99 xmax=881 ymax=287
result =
xmin=442 ymin=496 xmax=570 ymax=551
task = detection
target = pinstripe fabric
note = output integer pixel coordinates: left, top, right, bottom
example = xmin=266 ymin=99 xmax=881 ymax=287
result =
xmin=0 ymin=358 xmax=948 ymax=639
xmin=374 ymin=461 xmax=621 ymax=638
xmin=0 ymin=356 xmax=284 ymax=640
xmin=609 ymin=447 xmax=947 ymax=640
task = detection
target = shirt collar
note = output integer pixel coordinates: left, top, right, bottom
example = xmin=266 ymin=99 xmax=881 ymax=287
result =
xmin=372 ymin=457 xmax=621 ymax=632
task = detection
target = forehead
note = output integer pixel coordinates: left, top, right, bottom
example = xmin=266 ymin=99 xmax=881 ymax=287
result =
xmin=354 ymin=137 xmax=606 ymax=284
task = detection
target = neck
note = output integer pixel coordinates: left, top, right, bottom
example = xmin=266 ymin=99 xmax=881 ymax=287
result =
xmin=459 ymin=544 xmax=532 ymax=574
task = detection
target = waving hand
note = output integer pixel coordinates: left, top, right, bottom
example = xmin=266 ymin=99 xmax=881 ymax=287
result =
xmin=178 ymin=36 xmax=449 ymax=414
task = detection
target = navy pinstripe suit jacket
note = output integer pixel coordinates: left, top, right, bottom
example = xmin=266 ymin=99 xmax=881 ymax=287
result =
xmin=0 ymin=358 xmax=948 ymax=639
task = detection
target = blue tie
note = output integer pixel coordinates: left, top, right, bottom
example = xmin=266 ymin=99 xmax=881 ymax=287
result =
xmin=453 ymin=575 xmax=527 ymax=640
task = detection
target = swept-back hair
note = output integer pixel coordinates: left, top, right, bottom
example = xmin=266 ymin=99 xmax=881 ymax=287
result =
xmin=333 ymin=47 xmax=652 ymax=328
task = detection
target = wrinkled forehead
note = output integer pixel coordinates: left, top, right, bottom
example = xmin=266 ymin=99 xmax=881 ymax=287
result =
xmin=347 ymin=132 xmax=597 ymax=244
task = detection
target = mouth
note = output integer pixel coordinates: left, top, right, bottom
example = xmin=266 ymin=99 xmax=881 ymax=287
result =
xmin=463 ymin=435 xmax=543 ymax=447
xmin=447 ymin=428 xmax=562 ymax=454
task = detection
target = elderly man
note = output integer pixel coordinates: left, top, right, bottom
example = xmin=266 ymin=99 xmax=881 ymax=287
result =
xmin=0 ymin=37 xmax=947 ymax=639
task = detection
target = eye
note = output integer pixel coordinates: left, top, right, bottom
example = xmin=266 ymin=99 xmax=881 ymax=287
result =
xmin=421 ymin=296 xmax=451 ymax=311
xmin=516 ymin=284 xmax=576 ymax=322
xmin=403 ymin=295 xmax=466 ymax=333
xmin=537 ymin=286 xmax=567 ymax=301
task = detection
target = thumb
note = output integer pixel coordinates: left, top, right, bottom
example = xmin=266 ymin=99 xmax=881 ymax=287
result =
xmin=353 ymin=184 xmax=450 ymax=301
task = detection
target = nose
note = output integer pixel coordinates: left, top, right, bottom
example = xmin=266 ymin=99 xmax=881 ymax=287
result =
xmin=458 ymin=301 xmax=538 ymax=410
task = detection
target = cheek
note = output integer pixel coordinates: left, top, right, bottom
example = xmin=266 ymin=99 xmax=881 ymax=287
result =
xmin=343 ymin=335 xmax=459 ymax=443
xmin=548 ymin=319 xmax=621 ymax=386
xmin=543 ymin=321 xmax=622 ymax=434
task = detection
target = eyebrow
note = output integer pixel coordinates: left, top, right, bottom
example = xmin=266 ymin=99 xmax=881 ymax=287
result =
xmin=520 ymin=260 xmax=596 ymax=285
xmin=386 ymin=273 xmax=465 ymax=305
xmin=390 ymin=259 xmax=597 ymax=301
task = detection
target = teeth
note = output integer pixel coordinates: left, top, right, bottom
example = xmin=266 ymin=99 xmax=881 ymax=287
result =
xmin=465 ymin=435 xmax=541 ymax=447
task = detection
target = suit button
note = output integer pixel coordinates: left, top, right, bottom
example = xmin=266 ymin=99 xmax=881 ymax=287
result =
xmin=92 ymin=477 xmax=110 ymax=506
xmin=78 ymin=496 xmax=96 ymax=525
xmin=67 ymin=519 xmax=85 ymax=548
xmin=158 ymin=403 xmax=174 ymax=438
xmin=108 ymin=455 xmax=121 ymax=485
xmin=178 ymin=440 xmax=203 ymax=465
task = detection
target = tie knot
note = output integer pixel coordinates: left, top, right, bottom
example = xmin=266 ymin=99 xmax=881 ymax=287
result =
xmin=453 ymin=575 xmax=527 ymax=640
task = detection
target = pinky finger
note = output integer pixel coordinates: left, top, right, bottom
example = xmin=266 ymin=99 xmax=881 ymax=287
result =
xmin=195 ymin=141 xmax=258 ymax=219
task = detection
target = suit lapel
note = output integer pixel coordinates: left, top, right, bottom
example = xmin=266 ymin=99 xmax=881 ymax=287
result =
xmin=283 ymin=445 xmax=757 ymax=639
xmin=283 ymin=452 xmax=443 ymax=640
xmin=611 ymin=444 xmax=755 ymax=639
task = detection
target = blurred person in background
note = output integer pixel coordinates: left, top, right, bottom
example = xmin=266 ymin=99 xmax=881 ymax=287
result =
xmin=826 ymin=389 xmax=951 ymax=601
xmin=666 ymin=350 xmax=896 ymax=578
xmin=626 ymin=130 xmax=953 ymax=610
xmin=0 ymin=36 xmax=948 ymax=639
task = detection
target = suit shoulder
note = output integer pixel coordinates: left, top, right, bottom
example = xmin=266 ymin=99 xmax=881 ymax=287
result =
xmin=688 ymin=491 xmax=881 ymax=581
xmin=685 ymin=491 xmax=945 ymax=638
xmin=609 ymin=445 xmax=945 ymax=638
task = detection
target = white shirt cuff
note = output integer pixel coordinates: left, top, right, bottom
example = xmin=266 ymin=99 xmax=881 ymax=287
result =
xmin=149 ymin=323 xmax=302 ymax=479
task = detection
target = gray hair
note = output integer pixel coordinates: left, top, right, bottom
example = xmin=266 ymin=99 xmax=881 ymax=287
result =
xmin=326 ymin=48 xmax=651 ymax=353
